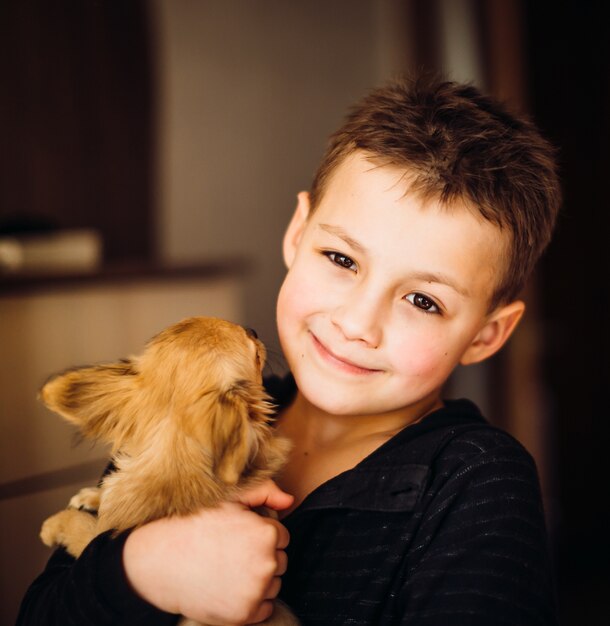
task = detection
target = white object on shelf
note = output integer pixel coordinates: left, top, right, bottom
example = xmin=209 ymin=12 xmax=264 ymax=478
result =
xmin=0 ymin=229 xmax=102 ymax=272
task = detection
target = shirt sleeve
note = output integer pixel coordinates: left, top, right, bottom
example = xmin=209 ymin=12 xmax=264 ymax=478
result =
xmin=16 ymin=530 xmax=178 ymax=626
xmin=399 ymin=435 xmax=558 ymax=625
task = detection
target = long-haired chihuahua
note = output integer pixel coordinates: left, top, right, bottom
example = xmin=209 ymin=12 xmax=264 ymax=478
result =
xmin=39 ymin=316 xmax=297 ymax=625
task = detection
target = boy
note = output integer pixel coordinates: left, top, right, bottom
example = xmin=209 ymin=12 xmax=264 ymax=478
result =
xmin=18 ymin=76 xmax=559 ymax=625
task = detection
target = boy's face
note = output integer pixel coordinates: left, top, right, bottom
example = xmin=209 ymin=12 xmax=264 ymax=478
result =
xmin=277 ymin=151 xmax=523 ymax=419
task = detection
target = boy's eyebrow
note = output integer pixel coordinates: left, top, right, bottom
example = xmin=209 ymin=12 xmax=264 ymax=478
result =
xmin=318 ymin=223 xmax=470 ymax=297
xmin=408 ymin=271 xmax=471 ymax=298
xmin=317 ymin=223 xmax=367 ymax=254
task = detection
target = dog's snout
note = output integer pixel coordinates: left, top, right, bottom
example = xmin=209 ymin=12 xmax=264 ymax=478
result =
xmin=244 ymin=327 xmax=258 ymax=340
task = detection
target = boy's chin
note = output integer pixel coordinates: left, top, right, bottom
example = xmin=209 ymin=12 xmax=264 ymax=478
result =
xmin=296 ymin=377 xmax=391 ymax=417
xmin=293 ymin=368 xmax=443 ymax=420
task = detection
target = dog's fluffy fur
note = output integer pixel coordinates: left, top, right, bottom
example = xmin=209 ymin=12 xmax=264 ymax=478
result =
xmin=39 ymin=316 xmax=297 ymax=625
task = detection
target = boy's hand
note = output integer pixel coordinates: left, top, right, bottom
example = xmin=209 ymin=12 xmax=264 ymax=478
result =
xmin=123 ymin=480 xmax=293 ymax=625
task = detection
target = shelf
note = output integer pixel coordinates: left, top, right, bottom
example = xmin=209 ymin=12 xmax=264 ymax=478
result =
xmin=0 ymin=258 xmax=249 ymax=296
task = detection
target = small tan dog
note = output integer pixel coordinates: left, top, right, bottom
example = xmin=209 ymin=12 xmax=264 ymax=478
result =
xmin=39 ymin=316 xmax=298 ymax=625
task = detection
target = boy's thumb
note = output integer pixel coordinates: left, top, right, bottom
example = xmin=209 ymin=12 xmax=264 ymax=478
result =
xmin=236 ymin=479 xmax=294 ymax=511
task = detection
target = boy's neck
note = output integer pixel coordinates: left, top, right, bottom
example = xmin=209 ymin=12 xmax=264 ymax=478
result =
xmin=278 ymin=390 xmax=443 ymax=450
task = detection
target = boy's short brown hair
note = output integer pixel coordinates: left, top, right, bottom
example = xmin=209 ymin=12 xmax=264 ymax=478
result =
xmin=310 ymin=76 xmax=561 ymax=309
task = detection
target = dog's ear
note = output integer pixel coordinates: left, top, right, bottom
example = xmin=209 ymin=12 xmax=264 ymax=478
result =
xmin=213 ymin=381 xmax=260 ymax=486
xmin=40 ymin=361 xmax=137 ymax=446
xmin=187 ymin=380 xmax=273 ymax=486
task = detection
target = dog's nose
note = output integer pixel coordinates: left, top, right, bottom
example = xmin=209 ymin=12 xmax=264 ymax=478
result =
xmin=244 ymin=327 xmax=258 ymax=339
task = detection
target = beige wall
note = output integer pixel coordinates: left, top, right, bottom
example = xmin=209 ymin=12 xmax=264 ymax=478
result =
xmin=152 ymin=0 xmax=409 ymax=357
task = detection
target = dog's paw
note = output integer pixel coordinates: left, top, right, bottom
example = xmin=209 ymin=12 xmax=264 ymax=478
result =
xmin=40 ymin=512 xmax=62 ymax=548
xmin=68 ymin=486 xmax=101 ymax=513
xmin=40 ymin=509 xmax=98 ymax=558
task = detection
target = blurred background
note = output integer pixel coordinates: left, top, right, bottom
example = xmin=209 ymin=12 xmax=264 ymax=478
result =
xmin=0 ymin=0 xmax=607 ymax=624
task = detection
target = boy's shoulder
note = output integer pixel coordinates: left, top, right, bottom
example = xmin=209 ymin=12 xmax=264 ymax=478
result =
xmin=374 ymin=399 xmax=543 ymax=504
xmin=380 ymin=398 xmax=535 ymax=469
xmin=406 ymin=401 xmax=544 ymax=516
xmin=434 ymin=400 xmax=538 ymax=477
xmin=432 ymin=402 xmax=535 ymax=463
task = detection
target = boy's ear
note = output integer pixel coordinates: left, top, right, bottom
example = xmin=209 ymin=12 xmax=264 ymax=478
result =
xmin=460 ymin=300 xmax=525 ymax=365
xmin=282 ymin=191 xmax=311 ymax=268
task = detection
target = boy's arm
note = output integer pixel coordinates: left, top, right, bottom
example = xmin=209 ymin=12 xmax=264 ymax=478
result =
xmin=400 ymin=437 xmax=558 ymax=625
xmin=16 ymin=531 xmax=176 ymax=626
xmin=17 ymin=480 xmax=293 ymax=626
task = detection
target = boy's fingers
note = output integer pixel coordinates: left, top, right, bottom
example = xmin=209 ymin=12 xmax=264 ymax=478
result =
xmin=274 ymin=550 xmax=288 ymax=576
xmin=248 ymin=600 xmax=274 ymax=624
xmin=236 ymin=480 xmax=294 ymax=511
xmin=264 ymin=576 xmax=282 ymax=600
xmin=266 ymin=517 xmax=290 ymax=549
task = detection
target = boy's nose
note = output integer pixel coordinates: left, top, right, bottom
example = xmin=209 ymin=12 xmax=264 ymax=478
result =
xmin=331 ymin=294 xmax=383 ymax=348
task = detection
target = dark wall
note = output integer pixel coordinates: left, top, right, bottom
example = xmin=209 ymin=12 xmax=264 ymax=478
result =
xmin=0 ymin=0 xmax=155 ymax=262
xmin=525 ymin=1 xmax=609 ymax=622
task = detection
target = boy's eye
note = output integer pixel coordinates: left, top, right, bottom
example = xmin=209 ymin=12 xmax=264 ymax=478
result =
xmin=323 ymin=251 xmax=357 ymax=271
xmin=405 ymin=292 xmax=440 ymax=314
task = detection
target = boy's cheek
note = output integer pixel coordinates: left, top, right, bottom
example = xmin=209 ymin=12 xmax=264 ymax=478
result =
xmin=277 ymin=269 xmax=331 ymax=322
xmin=392 ymin=336 xmax=458 ymax=381
xmin=276 ymin=275 xmax=303 ymax=326
xmin=276 ymin=276 xmax=311 ymax=350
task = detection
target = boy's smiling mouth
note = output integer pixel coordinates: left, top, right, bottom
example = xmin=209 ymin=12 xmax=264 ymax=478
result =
xmin=309 ymin=332 xmax=381 ymax=375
